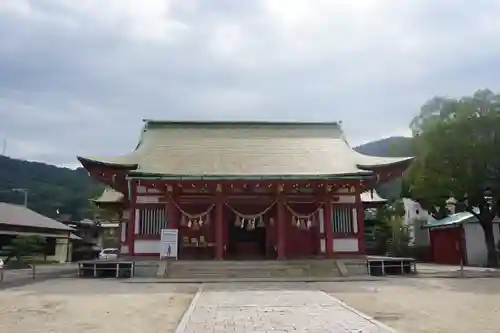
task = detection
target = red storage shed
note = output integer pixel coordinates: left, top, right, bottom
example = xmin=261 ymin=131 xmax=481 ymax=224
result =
xmin=424 ymin=212 xmax=500 ymax=266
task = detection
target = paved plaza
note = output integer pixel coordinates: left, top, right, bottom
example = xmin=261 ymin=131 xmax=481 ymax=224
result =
xmin=3 ymin=276 xmax=500 ymax=333
xmin=176 ymin=283 xmax=395 ymax=333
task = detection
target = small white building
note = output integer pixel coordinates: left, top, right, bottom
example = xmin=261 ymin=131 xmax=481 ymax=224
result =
xmin=402 ymin=198 xmax=458 ymax=247
xmin=402 ymin=198 xmax=431 ymax=247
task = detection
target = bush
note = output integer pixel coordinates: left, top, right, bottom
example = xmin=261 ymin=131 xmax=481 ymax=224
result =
xmin=0 ymin=235 xmax=46 ymax=267
xmin=385 ymin=217 xmax=411 ymax=257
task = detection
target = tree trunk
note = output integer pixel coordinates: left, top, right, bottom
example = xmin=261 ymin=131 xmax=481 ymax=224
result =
xmin=480 ymin=219 xmax=499 ymax=267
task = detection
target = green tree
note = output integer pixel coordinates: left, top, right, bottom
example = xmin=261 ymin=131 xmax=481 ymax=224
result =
xmin=370 ymin=200 xmax=409 ymax=255
xmin=407 ymin=89 xmax=500 ymax=267
xmin=0 ymin=235 xmax=46 ymax=267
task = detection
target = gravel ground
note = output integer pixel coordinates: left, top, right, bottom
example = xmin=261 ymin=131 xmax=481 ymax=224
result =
xmin=2 ymin=276 xmax=499 ymax=333
xmin=316 ymin=277 xmax=500 ymax=333
xmin=0 ymin=278 xmax=198 ymax=333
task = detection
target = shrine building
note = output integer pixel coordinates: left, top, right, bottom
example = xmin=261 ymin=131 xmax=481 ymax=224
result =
xmin=78 ymin=120 xmax=413 ymax=260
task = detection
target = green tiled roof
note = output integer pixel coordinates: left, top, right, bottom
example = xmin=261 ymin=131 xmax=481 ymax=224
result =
xmin=423 ymin=212 xmax=476 ymax=229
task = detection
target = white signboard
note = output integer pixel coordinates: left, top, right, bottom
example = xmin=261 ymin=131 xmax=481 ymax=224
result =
xmin=160 ymin=229 xmax=179 ymax=259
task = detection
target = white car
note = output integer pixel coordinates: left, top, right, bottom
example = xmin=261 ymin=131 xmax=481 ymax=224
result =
xmin=0 ymin=258 xmax=4 ymax=269
xmin=98 ymin=248 xmax=119 ymax=260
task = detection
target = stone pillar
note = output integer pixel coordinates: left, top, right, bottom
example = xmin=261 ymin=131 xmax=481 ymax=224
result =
xmin=214 ymin=184 xmax=224 ymax=260
xmin=324 ymin=186 xmax=334 ymax=257
xmin=276 ymin=184 xmax=286 ymax=260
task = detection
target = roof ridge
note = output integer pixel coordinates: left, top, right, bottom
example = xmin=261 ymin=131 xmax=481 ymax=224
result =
xmin=142 ymin=119 xmax=342 ymax=127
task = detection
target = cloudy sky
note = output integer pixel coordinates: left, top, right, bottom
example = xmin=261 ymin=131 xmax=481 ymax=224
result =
xmin=1 ymin=0 xmax=500 ymax=167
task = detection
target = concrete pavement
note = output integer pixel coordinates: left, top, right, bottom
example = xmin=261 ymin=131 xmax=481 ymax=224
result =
xmin=176 ymin=283 xmax=396 ymax=333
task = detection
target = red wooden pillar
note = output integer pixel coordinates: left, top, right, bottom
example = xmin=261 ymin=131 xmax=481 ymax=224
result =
xmin=355 ymin=185 xmax=365 ymax=255
xmin=214 ymin=184 xmax=224 ymax=260
xmin=324 ymin=186 xmax=334 ymax=257
xmin=276 ymin=185 xmax=286 ymax=260
xmin=127 ymin=180 xmax=137 ymax=256
xmin=315 ymin=214 xmax=322 ymax=256
xmin=166 ymin=185 xmax=179 ymax=229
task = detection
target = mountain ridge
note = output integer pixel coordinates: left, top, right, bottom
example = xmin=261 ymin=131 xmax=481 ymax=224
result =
xmin=0 ymin=154 xmax=102 ymax=220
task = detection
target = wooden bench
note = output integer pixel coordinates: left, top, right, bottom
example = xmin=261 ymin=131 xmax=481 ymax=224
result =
xmin=366 ymin=256 xmax=417 ymax=276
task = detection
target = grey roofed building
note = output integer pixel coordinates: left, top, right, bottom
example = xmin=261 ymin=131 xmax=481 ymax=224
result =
xmin=0 ymin=202 xmax=81 ymax=263
xmin=78 ymin=120 xmax=413 ymax=178
xmin=0 ymin=202 xmax=80 ymax=240
xmin=0 ymin=202 xmax=74 ymax=231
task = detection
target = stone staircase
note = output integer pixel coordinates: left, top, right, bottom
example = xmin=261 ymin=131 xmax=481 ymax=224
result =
xmin=159 ymin=259 xmax=367 ymax=280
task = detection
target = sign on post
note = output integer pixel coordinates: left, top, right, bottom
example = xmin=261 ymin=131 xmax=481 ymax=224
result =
xmin=160 ymin=229 xmax=178 ymax=260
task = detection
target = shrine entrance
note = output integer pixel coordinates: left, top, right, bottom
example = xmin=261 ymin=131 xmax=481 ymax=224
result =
xmin=223 ymin=200 xmax=276 ymax=260
xmin=226 ymin=211 xmax=268 ymax=259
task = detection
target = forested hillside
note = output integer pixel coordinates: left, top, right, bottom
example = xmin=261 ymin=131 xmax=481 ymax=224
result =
xmin=0 ymin=155 xmax=102 ymax=220
xmin=354 ymin=136 xmax=415 ymax=157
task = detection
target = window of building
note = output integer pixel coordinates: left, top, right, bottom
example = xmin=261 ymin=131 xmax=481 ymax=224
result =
xmin=331 ymin=205 xmax=355 ymax=233
xmin=138 ymin=207 xmax=167 ymax=234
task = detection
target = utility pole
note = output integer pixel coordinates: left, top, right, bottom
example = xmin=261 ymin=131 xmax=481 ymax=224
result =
xmin=11 ymin=188 xmax=28 ymax=207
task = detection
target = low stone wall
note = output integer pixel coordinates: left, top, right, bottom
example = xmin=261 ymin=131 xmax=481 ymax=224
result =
xmin=337 ymin=259 xmax=369 ymax=276
xmin=134 ymin=261 xmax=160 ymax=277
xmin=0 ymin=264 xmax=76 ymax=289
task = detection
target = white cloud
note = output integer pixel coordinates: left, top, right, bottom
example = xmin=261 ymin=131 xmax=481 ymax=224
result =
xmin=0 ymin=0 xmax=33 ymax=17
xmin=54 ymin=0 xmax=191 ymax=42
xmin=2 ymin=0 xmax=500 ymax=165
